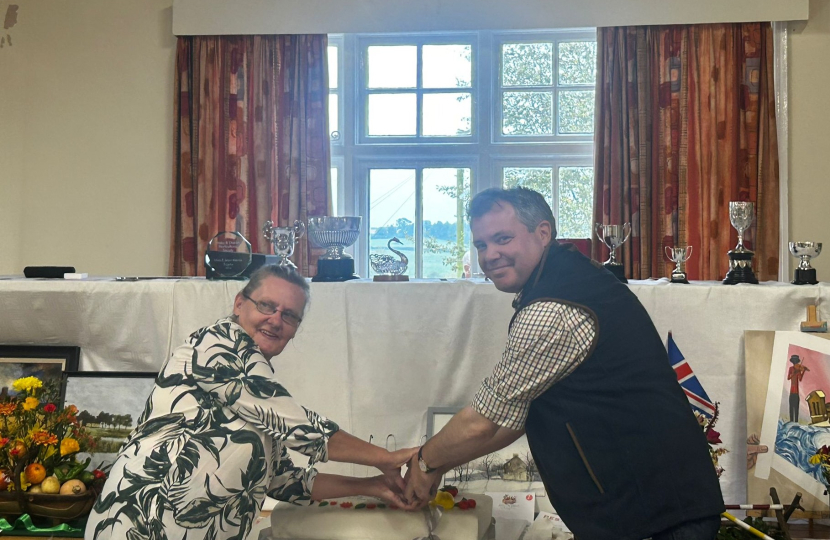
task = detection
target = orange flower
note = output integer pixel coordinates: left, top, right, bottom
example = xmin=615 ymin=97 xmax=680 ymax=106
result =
xmin=0 ymin=403 xmax=16 ymax=416
xmin=66 ymin=405 xmax=78 ymax=416
xmin=0 ymin=438 xmax=9 ymax=448
xmin=31 ymin=430 xmax=58 ymax=446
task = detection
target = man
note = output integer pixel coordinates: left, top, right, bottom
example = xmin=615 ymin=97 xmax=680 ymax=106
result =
xmin=788 ymin=354 xmax=809 ymax=423
xmin=405 ymin=187 xmax=724 ymax=540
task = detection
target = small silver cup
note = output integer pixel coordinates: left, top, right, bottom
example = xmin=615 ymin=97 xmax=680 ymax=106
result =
xmin=789 ymin=241 xmax=822 ymax=285
xmin=263 ymin=220 xmax=306 ymax=268
xmin=665 ymin=246 xmax=693 ymax=284
xmin=596 ymin=222 xmax=631 ymax=283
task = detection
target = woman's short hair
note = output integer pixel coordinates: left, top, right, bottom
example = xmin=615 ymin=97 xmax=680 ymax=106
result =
xmin=240 ymin=264 xmax=311 ymax=314
xmin=467 ymin=187 xmax=557 ymax=238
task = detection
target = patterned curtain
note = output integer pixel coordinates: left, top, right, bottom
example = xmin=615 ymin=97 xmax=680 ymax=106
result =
xmin=592 ymin=23 xmax=779 ymax=281
xmin=170 ymin=35 xmax=330 ymax=277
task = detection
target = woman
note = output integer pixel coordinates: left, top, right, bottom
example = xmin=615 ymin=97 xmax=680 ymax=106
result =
xmin=86 ymin=265 xmax=416 ymax=540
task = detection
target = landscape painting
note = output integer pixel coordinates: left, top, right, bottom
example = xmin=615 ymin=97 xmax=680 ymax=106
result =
xmin=63 ymin=371 xmax=157 ymax=468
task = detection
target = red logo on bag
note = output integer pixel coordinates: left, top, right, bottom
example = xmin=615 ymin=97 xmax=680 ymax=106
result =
xmin=526 ymin=495 xmax=533 ymax=501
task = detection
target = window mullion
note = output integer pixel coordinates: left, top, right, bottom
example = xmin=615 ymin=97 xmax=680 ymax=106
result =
xmin=415 ymin=168 xmax=423 ymax=278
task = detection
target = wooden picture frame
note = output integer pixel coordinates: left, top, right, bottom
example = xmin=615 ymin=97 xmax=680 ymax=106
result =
xmin=0 ymin=345 xmax=80 ymax=406
xmin=62 ymin=371 xmax=158 ymax=469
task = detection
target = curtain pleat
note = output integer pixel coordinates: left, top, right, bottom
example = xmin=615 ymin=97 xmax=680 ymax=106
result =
xmin=593 ymin=23 xmax=779 ymax=281
xmin=170 ymin=35 xmax=330 ymax=277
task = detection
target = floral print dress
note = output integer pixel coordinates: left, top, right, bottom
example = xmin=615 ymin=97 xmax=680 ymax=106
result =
xmin=85 ymin=319 xmax=340 ymax=540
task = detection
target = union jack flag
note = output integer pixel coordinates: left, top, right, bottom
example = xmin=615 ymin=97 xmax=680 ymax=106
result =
xmin=668 ymin=332 xmax=716 ymax=418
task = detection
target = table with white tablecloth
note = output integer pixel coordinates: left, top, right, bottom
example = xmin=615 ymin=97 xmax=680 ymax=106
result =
xmin=2 ymin=276 xmax=828 ymax=505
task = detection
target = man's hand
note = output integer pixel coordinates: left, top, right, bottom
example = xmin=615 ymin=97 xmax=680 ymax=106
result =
xmin=404 ymin=454 xmax=441 ymax=508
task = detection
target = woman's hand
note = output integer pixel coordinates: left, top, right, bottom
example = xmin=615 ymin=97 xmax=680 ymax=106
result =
xmin=365 ymin=474 xmax=419 ymax=510
xmin=377 ymin=447 xmax=419 ymax=493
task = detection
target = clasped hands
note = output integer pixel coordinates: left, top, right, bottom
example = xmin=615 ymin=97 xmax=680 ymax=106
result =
xmin=368 ymin=447 xmax=442 ymax=511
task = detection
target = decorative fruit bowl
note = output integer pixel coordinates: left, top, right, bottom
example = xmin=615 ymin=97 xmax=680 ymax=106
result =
xmin=0 ymin=490 xmax=96 ymax=520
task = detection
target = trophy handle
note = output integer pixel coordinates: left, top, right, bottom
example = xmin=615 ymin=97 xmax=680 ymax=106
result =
xmin=685 ymin=246 xmax=693 ymax=260
xmin=622 ymin=222 xmax=632 ymax=244
xmin=664 ymin=246 xmax=673 ymax=261
xmin=293 ymin=220 xmax=306 ymax=239
xmin=595 ymin=223 xmax=604 ymax=242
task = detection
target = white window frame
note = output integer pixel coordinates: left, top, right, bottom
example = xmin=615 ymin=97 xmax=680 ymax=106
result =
xmin=330 ymin=29 xmax=596 ymax=278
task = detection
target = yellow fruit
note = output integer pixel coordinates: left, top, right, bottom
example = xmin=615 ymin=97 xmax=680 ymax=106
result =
xmin=432 ymin=491 xmax=455 ymax=510
xmin=59 ymin=479 xmax=87 ymax=495
xmin=40 ymin=476 xmax=60 ymax=494
xmin=24 ymin=463 xmax=46 ymax=484
xmin=28 ymin=484 xmax=42 ymax=493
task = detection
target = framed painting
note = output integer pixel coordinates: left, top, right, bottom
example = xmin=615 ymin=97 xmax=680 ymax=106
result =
xmin=0 ymin=345 xmax=80 ymax=405
xmin=426 ymin=407 xmax=546 ymax=496
xmin=62 ymin=371 xmax=158 ymax=469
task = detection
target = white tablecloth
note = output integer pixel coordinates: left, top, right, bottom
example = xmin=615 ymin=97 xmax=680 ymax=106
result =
xmin=2 ymin=276 xmax=827 ymax=505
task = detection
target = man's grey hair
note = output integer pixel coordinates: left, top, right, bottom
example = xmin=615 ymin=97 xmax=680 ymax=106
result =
xmin=467 ymin=187 xmax=557 ymax=238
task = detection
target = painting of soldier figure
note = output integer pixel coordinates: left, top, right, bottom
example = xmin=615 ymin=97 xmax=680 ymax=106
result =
xmin=427 ymin=408 xmax=544 ymax=495
xmin=62 ymin=371 xmax=158 ymax=469
xmin=747 ymin=331 xmax=830 ymax=514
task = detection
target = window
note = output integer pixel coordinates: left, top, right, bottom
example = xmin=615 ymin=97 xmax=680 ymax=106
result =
xmin=330 ymin=30 xmax=596 ymax=278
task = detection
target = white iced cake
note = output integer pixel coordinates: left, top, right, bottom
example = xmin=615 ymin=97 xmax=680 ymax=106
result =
xmin=268 ymin=493 xmax=493 ymax=540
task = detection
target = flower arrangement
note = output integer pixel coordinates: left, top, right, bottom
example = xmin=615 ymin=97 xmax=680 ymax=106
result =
xmin=694 ymin=402 xmax=728 ymax=478
xmin=809 ymin=444 xmax=830 ymax=485
xmin=0 ymin=376 xmax=105 ymax=496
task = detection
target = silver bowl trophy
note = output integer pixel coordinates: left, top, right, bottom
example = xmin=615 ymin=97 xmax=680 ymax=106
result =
xmin=665 ymin=246 xmax=693 ymax=284
xmin=263 ymin=220 xmax=306 ymax=268
xmin=723 ymin=201 xmax=759 ymax=285
xmin=370 ymin=237 xmax=409 ymax=282
xmin=596 ymin=222 xmax=631 ymax=283
xmin=308 ymin=216 xmax=361 ymax=282
xmin=789 ymin=241 xmax=822 ymax=285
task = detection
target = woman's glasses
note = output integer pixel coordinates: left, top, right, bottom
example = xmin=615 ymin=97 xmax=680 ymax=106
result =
xmin=242 ymin=293 xmax=302 ymax=327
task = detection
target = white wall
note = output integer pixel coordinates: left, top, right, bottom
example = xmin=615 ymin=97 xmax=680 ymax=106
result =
xmin=0 ymin=0 xmax=175 ymax=276
xmin=789 ymin=0 xmax=830 ymax=279
xmin=0 ymin=0 xmax=828 ymax=280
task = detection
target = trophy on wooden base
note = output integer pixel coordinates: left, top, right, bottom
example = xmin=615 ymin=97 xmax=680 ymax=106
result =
xmin=789 ymin=241 xmax=822 ymax=285
xmin=723 ymin=201 xmax=759 ymax=285
xmin=596 ymin=222 xmax=631 ymax=284
xmin=308 ymin=216 xmax=361 ymax=282
xmin=665 ymin=246 xmax=693 ymax=284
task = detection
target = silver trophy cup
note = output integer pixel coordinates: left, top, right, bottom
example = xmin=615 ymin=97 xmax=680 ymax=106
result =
xmin=723 ymin=201 xmax=758 ymax=284
xmin=263 ymin=220 xmax=306 ymax=268
xmin=308 ymin=216 xmax=362 ymax=282
xmin=665 ymin=246 xmax=693 ymax=284
xmin=596 ymin=222 xmax=631 ymax=283
xmin=789 ymin=241 xmax=822 ymax=285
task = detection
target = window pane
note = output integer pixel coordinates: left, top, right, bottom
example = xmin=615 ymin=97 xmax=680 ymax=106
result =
xmin=502 ymin=168 xmax=553 ymax=207
xmin=558 ymin=90 xmax=594 ymax=134
xmin=368 ymin=93 xmax=417 ymax=136
xmin=369 ymin=169 xmax=416 ymax=279
xmin=502 ymin=43 xmax=553 ymax=87
xmin=329 ymin=93 xmax=339 ymax=137
xmin=423 ymin=93 xmax=472 ymax=137
xmin=330 ymin=167 xmax=338 ymax=215
xmin=502 ymin=91 xmax=552 ymax=135
xmin=558 ymin=167 xmax=594 ymax=239
xmin=328 ymin=45 xmax=338 ymax=89
xmin=423 ymin=45 xmax=472 ymax=88
xmin=558 ymin=41 xmax=597 ymax=85
xmin=423 ymin=168 xmax=470 ymax=278
xmin=368 ymin=46 xmax=417 ymax=88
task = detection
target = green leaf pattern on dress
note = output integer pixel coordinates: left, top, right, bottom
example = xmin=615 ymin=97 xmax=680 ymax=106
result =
xmin=86 ymin=319 xmax=340 ymax=540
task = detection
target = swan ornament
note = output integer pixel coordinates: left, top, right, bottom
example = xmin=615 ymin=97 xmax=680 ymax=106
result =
xmin=370 ymin=237 xmax=409 ymax=280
